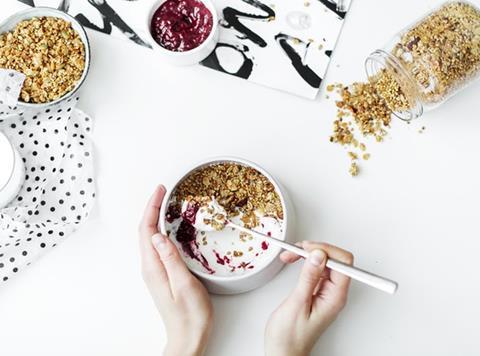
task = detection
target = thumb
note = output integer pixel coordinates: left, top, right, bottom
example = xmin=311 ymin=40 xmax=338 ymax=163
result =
xmin=151 ymin=233 xmax=193 ymax=292
xmin=293 ymin=249 xmax=327 ymax=303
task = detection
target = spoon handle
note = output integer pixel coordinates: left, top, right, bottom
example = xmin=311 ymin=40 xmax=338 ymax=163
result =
xmin=227 ymin=222 xmax=398 ymax=294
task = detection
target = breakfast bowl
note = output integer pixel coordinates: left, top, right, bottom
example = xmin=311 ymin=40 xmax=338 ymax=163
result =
xmin=159 ymin=157 xmax=295 ymax=294
xmin=0 ymin=7 xmax=91 ymax=109
xmin=145 ymin=0 xmax=219 ymax=66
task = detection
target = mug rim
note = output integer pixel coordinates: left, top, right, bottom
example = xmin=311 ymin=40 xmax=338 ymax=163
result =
xmin=0 ymin=131 xmax=16 ymax=193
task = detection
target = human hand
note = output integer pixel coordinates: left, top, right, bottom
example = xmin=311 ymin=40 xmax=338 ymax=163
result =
xmin=139 ymin=185 xmax=213 ymax=356
xmin=265 ymin=241 xmax=354 ymax=356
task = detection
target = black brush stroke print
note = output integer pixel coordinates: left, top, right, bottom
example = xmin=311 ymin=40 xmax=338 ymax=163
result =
xmin=222 ymin=0 xmax=275 ymax=48
xmin=75 ymin=0 xmax=151 ymax=48
xmin=18 ymin=0 xmax=35 ymax=6
xmin=17 ymin=0 xmax=151 ymax=48
xmin=201 ymin=43 xmax=253 ymax=79
xmin=57 ymin=0 xmax=70 ymax=12
xmin=274 ymin=33 xmax=321 ymax=88
xmin=316 ymin=0 xmax=347 ymax=19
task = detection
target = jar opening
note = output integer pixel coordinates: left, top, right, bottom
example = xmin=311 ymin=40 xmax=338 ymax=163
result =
xmin=365 ymin=50 xmax=423 ymax=122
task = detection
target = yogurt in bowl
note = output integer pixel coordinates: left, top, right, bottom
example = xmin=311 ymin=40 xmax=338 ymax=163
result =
xmin=160 ymin=157 xmax=294 ymax=294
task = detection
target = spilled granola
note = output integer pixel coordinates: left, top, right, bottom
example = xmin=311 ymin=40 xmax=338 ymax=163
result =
xmin=329 ymin=69 xmax=408 ymax=176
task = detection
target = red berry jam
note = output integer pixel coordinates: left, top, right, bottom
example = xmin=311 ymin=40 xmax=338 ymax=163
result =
xmin=181 ymin=202 xmax=199 ymax=225
xmin=176 ymin=220 xmax=214 ymax=274
xmin=150 ymin=0 xmax=213 ymax=52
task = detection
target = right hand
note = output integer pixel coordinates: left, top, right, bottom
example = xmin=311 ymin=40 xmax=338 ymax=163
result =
xmin=265 ymin=241 xmax=354 ymax=356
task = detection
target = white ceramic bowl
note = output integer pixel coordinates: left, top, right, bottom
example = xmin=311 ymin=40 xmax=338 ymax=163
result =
xmin=145 ymin=0 xmax=219 ymax=66
xmin=159 ymin=157 xmax=295 ymax=295
xmin=0 ymin=7 xmax=91 ymax=109
xmin=0 ymin=131 xmax=25 ymax=209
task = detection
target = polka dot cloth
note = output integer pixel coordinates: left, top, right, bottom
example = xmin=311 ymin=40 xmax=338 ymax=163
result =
xmin=0 ymin=70 xmax=95 ymax=284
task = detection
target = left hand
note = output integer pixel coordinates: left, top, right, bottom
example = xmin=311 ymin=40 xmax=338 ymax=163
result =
xmin=139 ymin=185 xmax=214 ymax=356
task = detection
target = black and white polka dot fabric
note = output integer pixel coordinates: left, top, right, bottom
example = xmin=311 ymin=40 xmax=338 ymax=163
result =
xmin=0 ymin=70 xmax=95 ymax=284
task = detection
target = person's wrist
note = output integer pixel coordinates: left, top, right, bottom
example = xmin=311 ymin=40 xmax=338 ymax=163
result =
xmin=164 ymin=330 xmax=209 ymax=356
xmin=266 ymin=344 xmax=310 ymax=356
xmin=164 ymin=340 xmax=205 ymax=356
xmin=267 ymin=349 xmax=309 ymax=356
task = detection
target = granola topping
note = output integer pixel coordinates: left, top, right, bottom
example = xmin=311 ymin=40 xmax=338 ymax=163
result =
xmin=174 ymin=163 xmax=283 ymax=228
xmin=165 ymin=162 xmax=284 ymax=276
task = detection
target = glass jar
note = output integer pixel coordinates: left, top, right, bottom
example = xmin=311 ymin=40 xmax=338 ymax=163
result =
xmin=365 ymin=1 xmax=480 ymax=121
xmin=0 ymin=131 xmax=24 ymax=209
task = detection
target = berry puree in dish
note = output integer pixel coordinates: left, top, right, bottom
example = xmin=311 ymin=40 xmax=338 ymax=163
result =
xmin=150 ymin=0 xmax=213 ymax=52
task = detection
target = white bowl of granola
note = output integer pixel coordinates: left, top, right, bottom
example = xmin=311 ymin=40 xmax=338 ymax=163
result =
xmin=159 ymin=157 xmax=295 ymax=295
xmin=0 ymin=7 xmax=90 ymax=108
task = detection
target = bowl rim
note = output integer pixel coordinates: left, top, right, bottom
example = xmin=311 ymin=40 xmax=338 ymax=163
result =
xmin=159 ymin=156 xmax=288 ymax=282
xmin=145 ymin=0 xmax=219 ymax=57
xmin=0 ymin=131 xmax=15 ymax=192
xmin=0 ymin=6 xmax=91 ymax=108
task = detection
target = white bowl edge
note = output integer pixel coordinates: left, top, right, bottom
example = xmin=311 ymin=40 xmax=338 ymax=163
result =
xmin=159 ymin=156 xmax=295 ymax=294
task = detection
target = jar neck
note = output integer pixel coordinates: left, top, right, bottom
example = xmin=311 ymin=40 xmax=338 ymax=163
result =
xmin=365 ymin=49 xmax=424 ymax=121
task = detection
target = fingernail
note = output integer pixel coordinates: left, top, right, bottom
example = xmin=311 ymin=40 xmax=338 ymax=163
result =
xmin=309 ymin=250 xmax=325 ymax=266
xmin=152 ymin=233 xmax=167 ymax=250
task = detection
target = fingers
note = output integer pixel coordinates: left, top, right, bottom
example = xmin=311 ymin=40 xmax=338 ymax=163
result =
xmin=303 ymin=242 xmax=353 ymax=290
xmin=292 ymin=249 xmax=327 ymax=304
xmin=139 ymin=184 xmax=166 ymax=237
xmin=280 ymin=242 xmax=304 ymax=264
xmin=280 ymin=250 xmax=302 ymax=263
xmin=151 ymin=233 xmax=195 ymax=298
xmin=139 ymin=186 xmax=169 ymax=296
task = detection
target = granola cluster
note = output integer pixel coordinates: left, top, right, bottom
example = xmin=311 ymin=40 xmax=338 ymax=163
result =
xmin=173 ymin=163 xmax=283 ymax=228
xmin=393 ymin=2 xmax=480 ymax=103
xmin=329 ymin=69 xmax=408 ymax=176
xmin=0 ymin=17 xmax=85 ymax=103
xmin=192 ymin=196 xmax=228 ymax=231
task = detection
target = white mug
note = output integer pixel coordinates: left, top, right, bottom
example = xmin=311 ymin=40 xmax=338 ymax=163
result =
xmin=0 ymin=131 xmax=25 ymax=209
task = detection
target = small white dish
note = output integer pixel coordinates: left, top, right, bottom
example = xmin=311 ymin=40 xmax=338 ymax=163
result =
xmin=159 ymin=156 xmax=295 ymax=295
xmin=145 ymin=0 xmax=219 ymax=66
xmin=0 ymin=131 xmax=24 ymax=209
xmin=0 ymin=7 xmax=91 ymax=109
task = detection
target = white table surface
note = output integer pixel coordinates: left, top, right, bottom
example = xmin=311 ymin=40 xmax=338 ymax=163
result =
xmin=1 ymin=0 xmax=480 ymax=355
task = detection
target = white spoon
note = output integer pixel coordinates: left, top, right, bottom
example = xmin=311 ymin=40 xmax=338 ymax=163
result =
xmin=184 ymin=198 xmax=398 ymax=294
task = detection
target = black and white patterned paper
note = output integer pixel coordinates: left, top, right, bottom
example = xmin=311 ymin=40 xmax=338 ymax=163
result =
xmin=202 ymin=0 xmax=351 ymax=98
xmin=9 ymin=0 xmax=352 ymax=99
xmin=0 ymin=70 xmax=95 ymax=284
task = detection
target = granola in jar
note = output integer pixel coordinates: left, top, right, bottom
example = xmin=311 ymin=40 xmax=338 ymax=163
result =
xmin=366 ymin=1 xmax=480 ymax=118
xmin=329 ymin=1 xmax=480 ymax=176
